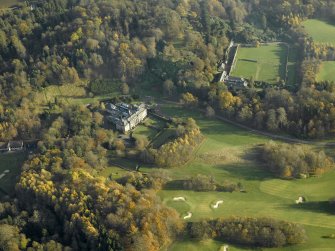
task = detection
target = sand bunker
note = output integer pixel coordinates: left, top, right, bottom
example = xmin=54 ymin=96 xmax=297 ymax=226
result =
xmin=183 ymin=212 xmax=192 ymax=219
xmin=220 ymin=245 xmax=229 ymax=251
xmin=212 ymin=200 xmax=223 ymax=209
xmin=173 ymin=197 xmax=186 ymax=202
xmin=295 ymin=196 xmax=305 ymax=204
xmin=219 ymin=245 xmax=229 ymax=251
xmin=0 ymin=170 xmax=10 ymax=180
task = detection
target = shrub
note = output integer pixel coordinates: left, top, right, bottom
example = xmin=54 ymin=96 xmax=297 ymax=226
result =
xmin=183 ymin=174 xmax=216 ymax=191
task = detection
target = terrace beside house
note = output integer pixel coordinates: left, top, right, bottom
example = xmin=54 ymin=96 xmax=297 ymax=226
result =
xmin=106 ymin=103 xmax=147 ymax=133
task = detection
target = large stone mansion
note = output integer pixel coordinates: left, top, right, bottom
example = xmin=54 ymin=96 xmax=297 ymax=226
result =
xmin=105 ymin=103 xmax=147 ymax=133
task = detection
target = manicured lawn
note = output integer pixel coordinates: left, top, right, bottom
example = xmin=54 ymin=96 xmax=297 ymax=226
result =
xmin=0 ymin=152 xmax=27 ymax=197
xmin=316 ymin=61 xmax=335 ymax=82
xmin=230 ymin=43 xmax=288 ymax=84
xmin=168 ymin=239 xmax=228 ymax=251
xmin=302 ymin=19 xmax=335 ymax=44
xmin=133 ymin=124 xmax=158 ymax=140
xmin=133 ymin=116 xmax=166 ymax=141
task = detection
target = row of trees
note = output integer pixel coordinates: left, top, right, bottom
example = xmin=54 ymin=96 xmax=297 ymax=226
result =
xmin=198 ymin=84 xmax=335 ymax=139
xmin=182 ymin=174 xmax=243 ymax=192
xmin=188 ymin=217 xmax=307 ymax=248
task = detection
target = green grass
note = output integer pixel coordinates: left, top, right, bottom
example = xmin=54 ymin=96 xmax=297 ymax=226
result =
xmin=165 ymin=199 xmax=191 ymax=216
xmin=133 ymin=124 xmax=157 ymax=140
xmin=167 ymin=239 xmax=227 ymax=251
xmin=99 ymin=165 xmax=129 ymax=180
xmin=230 ymin=43 xmax=288 ymax=84
xmin=316 ymin=61 xmax=335 ymax=82
xmin=0 ymin=152 xmax=27 ymax=197
xmin=133 ymin=116 xmax=166 ymax=141
xmin=0 ymin=0 xmax=21 ymax=9
xmin=302 ymin=19 xmax=335 ymax=44
xmin=34 ymin=84 xmax=87 ymax=106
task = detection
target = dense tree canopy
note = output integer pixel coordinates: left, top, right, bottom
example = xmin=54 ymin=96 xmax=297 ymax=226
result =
xmin=1 ymin=0 xmax=335 ymax=249
xmin=260 ymin=141 xmax=335 ymax=178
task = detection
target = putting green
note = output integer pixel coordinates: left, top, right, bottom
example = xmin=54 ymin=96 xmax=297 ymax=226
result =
xmin=165 ymin=199 xmax=191 ymax=215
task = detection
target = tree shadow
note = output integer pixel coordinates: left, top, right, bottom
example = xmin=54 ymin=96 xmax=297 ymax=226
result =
xmin=285 ymin=201 xmax=334 ymax=215
xmin=209 ymin=144 xmax=273 ymax=181
xmin=320 ymin=145 xmax=335 ymax=159
xmin=163 ymin=180 xmax=188 ymax=190
xmin=241 ymin=145 xmax=264 ymax=161
xmin=214 ymin=162 xmax=272 ymax=181
xmin=240 ymin=58 xmax=257 ymax=63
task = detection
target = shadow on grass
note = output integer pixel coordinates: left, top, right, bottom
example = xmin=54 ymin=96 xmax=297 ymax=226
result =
xmin=211 ymin=145 xmax=273 ymax=181
xmin=285 ymin=201 xmax=334 ymax=215
xmin=241 ymin=145 xmax=264 ymax=161
xmin=214 ymin=162 xmax=273 ymax=181
xmin=321 ymin=145 xmax=335 ymax=159
xmin=164 ymin=180 xmax=188 ymax=190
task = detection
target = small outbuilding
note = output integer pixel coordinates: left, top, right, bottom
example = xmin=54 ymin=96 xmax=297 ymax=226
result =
xmin=8 ymin=141 xmax=24 ymax=151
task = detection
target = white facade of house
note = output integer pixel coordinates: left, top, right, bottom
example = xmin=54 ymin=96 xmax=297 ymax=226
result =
xmin=106 ymin=103 xmax=147 ymax=133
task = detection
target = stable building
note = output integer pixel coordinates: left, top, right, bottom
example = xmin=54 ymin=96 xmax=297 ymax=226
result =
xmin=224 ymin=76 xmax=248 ymax=89
xmin=0 ymin=141 xmax=24 ymax=153
xmin=9 ymin=141 xmax=24 ymax=151
xmin=106 ymin=103 xmax=147 ymax=133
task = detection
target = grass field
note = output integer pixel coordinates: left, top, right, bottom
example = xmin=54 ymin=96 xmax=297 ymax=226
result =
xmin=143 ymin=103 xmax=335 ymax=251
xmin=99 ymin=165 xmax=129 ymax=179
xmin=302 ymin=19 xmax=335 ymax=44
xmin=0 ymin=152 xmax=27 ymax=197
xmin=0 ymin=0 xmax=21 ymax=9
xmin=316 ymin=61 xmax=335 ymax=82
xmin=230 ymin=43 xmax=288 ymax=84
